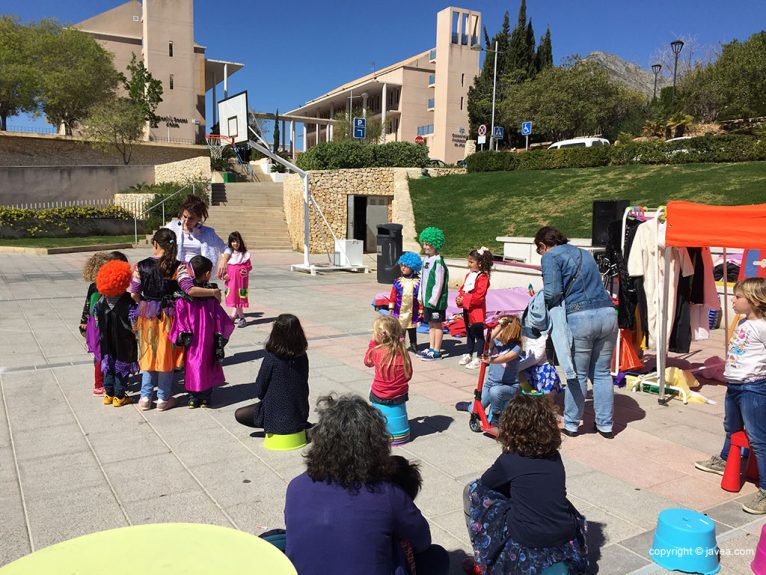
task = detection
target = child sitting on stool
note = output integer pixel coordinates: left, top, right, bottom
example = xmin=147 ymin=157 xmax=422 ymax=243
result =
xmin=365 ymin=316 xmax=413 ymax=408
xmin=170 ymin=255 xmax=235 ymax=408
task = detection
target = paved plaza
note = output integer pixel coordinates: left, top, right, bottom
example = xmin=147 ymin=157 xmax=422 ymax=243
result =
xmin=1 ymin=247 xmax=764 ymax=574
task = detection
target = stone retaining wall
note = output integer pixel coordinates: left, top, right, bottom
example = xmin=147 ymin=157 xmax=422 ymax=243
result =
xmin=283 ymin=167 xmax=465 ymax=254
xmin=155 ymin=156 xmax=211 ymax=184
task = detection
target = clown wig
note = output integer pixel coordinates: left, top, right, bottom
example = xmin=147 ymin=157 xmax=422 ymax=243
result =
xmin=398 ymin=251 xmax=422 ymax=274
xmin=96 ymin=260 xmax=132 ymax=297
xmin=418 ymin=227 xmax=445 ymax=251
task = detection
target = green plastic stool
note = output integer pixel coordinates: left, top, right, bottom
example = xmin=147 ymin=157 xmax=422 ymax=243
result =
xmin=264 ymin=430 xmax=307 ymax=451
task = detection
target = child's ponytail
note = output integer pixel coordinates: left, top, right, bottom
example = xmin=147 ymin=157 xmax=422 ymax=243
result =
xmin=153 ymin=228 xmax=179 ymax=278
xmin=372 ymin=316 xmax=412 ymax=378
xmin=469 ymin=246 xmax=494 ymax=275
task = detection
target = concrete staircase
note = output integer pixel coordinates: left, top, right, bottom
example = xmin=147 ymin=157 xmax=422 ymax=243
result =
xmin=204 ymin=181 xmax=293 ymax=251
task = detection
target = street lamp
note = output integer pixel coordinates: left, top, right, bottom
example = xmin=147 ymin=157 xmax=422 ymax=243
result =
xmin=651 ymin=63 xmax=662 ymax=101
xmin=471 ymin=41 xmax=500 ymax=151
xmin=670 ymin=40 xmax=684 ymax=103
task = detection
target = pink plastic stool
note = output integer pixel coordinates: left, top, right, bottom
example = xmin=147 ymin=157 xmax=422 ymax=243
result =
xmin=752 ymin=523 xmax=766 ymax=575
xmin=720 ymin=431 xmax=759 ymax=492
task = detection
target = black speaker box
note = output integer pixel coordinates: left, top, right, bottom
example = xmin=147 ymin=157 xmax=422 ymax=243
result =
xmin=591 ymin=200 xmax=630 ymax=247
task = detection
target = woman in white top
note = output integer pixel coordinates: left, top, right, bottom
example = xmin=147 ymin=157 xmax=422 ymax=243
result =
xmin=166 ymin=194 xmax=229 ymax=279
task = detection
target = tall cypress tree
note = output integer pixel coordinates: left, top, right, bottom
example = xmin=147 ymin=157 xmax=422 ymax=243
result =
xmin=525 ymin=20 xmax=536 ymax=77
xmin=536 ymin=27 xmax=553 ymax=73
xmin=508 ymin=0 xmax=530 ymax=76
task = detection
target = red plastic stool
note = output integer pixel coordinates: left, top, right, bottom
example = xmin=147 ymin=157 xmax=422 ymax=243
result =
xmin=721 ymin=430 xmax=759 ymax=492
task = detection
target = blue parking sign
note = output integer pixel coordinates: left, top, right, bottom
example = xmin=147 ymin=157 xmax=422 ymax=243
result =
xmin=521 ymin=121 xmax=532 ymax=136
xmin=353 ymin=117 xmax=366 ymax=139
xmin=493 ymin=126 xmax=504 ymax=140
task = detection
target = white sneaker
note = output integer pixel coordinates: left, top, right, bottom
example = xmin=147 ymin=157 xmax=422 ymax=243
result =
xmin=466 ymin=358 xmax=482 ymax=369
xmin=458 ymin=354 xmax=472 ymax=366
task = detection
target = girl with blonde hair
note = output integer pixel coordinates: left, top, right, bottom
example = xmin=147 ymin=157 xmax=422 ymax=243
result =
xmin=364 ymin=316 xmax=413 ymax=406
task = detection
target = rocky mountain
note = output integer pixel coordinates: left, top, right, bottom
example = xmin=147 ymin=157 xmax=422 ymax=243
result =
xmin=584 ymin=51 xmax=670 ymax=98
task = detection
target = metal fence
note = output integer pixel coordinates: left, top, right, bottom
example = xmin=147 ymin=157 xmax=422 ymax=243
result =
xmin=2 ymin=198 xmax=115 ymax=209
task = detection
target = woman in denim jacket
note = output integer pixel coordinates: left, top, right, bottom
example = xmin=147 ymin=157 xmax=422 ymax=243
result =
xmin=535 ymin=226 xmax=618 ymax=439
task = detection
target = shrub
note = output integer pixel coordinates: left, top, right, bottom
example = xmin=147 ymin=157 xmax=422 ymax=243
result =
xmin=296 ymin=140 xmax=428 ymax=170
xmin=0 ymin=206 xmax=133 ymax=237
xmin=466 ymin=135 xmax=766 ymax=172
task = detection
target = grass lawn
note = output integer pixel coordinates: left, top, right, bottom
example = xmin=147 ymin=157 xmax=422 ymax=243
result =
xmin=410 ymin=161 xmax=766 ymax=257
xmin=0 ymin=235 xmax=136 ymax=248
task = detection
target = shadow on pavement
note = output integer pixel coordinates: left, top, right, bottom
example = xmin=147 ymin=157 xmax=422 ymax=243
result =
xmin=224 ymin=349 xmax=266 ymax=367
xmin=409 ymin=414 xmax=454 ymax=440
xmin=210 ymin=382 xmax=258 ymax=408
xmin=586 ymin=519 xmax=605 ymax=573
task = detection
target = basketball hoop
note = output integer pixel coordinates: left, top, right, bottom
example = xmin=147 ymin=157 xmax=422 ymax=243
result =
xmin=205 ymin=134 xmax=234 ymax=160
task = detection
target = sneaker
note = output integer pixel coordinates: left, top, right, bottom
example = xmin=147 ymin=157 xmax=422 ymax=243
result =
xmin=138 ymin=397 xmax=153 ymax=411
xmin=188 ymin=397 xmax=200 ymax=409
xmin=417 ymin=348 xmax=432 ymax=358
xmin=103 ymin=395 xmax=114 ymax=406
xmin=458 ymin=354 xmax=472 ymax=366
xmin=742 ymin=488 xmax=766 ymax=514
xmin=466 ymin=358 xmax=482 ymax=369
xmin=694 ymin=455 xmax=726 ymax=476
xmin=420 ymin=349 xmax=443 ymax=361
xmin=237 ymin=318 xmax=246 ymax=328
xmin=407 ymin=344 xmax=418 ymax=354
xmin=455 ymin=401 xmax=472 ymax=412
xmin=157 ymin=396 xmax=177 ymax=411
xmin=200 ymin=399 xmax=209 ymax=408
xmin=112 ymin=395 xmax=131 ymax=407
xmin=92 ymin=387 xmax=105 ymax=397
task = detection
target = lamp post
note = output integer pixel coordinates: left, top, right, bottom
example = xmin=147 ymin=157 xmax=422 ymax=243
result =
xmin=670 ymin=40 xmax=684 ymax=103
xmin=651 ymin=63 xmax=662 ymax=101
xmin=472 ymin=41 xmax=500 ymax=151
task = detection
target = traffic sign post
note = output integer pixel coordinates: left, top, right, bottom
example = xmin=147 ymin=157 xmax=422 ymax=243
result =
xmin=521 ymin=121 xmax=532 ymax=150
xmin=477 ymin=124 xmax=487 ymax=150
xmin=415 ymin=135 xmax=424 ymax=144
xmin=353 ymin=117 xmax=366 ymax=139
xmin=493 ymin=126 xmax=504 ymax=145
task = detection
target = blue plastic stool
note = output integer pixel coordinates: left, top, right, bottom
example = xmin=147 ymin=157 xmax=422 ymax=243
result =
xmin=372 ymin=402 xmax=410 ymax=445
xmin=541 ymin=562 xmax=569 ymax=574
xmin=650 ymin=508 xmax=719 ymax=574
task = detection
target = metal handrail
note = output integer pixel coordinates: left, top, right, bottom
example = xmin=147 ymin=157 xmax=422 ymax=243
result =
xmin=132 ymin=182 xmax=196 ymax=244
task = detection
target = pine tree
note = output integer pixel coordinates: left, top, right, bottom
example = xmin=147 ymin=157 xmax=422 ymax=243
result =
xmin=508 ymin=0 xmax=530 ymax=77
xmin=525 ymin=20 xmax=536 ymax=77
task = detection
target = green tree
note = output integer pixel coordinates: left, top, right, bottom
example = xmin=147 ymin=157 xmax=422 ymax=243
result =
xmin=706 ymin=31 xmax=766 ymax=119
xmin=273 ymin=109 xmax=280 ymax=152
xmin=83 ymin=97 xmax=145 ymax=164
xmin=38 ymin=24 xmax=120 ymax=135
xmin=525 ymin=20 xmax=536 ymax=77
xmin=508 ymin=0 xmax=533 ymax=79
xmin=0 ymin=18 xmax=43 ymax=131
xmin=535 ymin=27 xmax=553 ymax=73
xmin=121 ymin=53 xmax=163 ymax=127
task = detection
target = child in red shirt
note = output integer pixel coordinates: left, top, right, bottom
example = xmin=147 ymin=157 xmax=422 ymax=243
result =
xmin=364 ymin=316 xmax=413 ymax=405
xmin=456 ymin=247 xmax=493 ymax=369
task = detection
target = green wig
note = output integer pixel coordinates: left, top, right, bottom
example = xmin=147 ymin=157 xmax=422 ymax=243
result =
xmin=418 ymin=227 xmax=445 ymax=251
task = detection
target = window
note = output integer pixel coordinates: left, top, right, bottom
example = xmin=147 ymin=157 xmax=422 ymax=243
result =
xmin=417 ymin=124 xmax=434 ymax=136
xmin=168 ymin=41 xmax=173 ymax=57
xmin=429 ymin=49 xmax=436 ymax=62
xmin=169 ymin=74 xmax=174 ymax=90
xmin=461 ymin=73 xmax=464 ymax=87
xmin=427 ymin=98 xmax=434 ymax=110
xmin=428 ymin=73 xmax=435 ymax=86
xmin=460 ymin=97 xmax=463 ymax=110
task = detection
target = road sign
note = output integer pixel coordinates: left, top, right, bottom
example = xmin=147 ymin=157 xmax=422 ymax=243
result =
xmin=477 ymin=135 xmax=486 ymax=145
xmin=353 ymin=117 xmax=366 ymax=139
xmin=477 ymin=124 xmax=487 ymax=136
xmin=415 ymin=135 xmax=424 ymax=144
xmin=521 ymin=121 xmax=532 ymax=136
xmin=493 ymin=126 xmax=504 ymax=140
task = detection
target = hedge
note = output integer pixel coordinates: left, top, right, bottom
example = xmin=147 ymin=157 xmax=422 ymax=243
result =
xmin=296 ymin=140 xmax=430 ymax=170
xmin=466 ymin=135 xmax=766 ymax=173
xmin=0 ymin=206 xmax=134 ymax=237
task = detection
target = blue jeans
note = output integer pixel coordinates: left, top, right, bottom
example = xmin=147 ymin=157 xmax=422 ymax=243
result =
xmin=472 ymin=379 xmax=520 ymax=417
xmin=564 ymin=307 xmax=618 ymax=433
xmin=719 ymin=381 xmax=766 ymax=490
xmin=140 ymin=370 xmax=174 ymax=401
xmin=103 ymin=372 xmax=128 ymax=398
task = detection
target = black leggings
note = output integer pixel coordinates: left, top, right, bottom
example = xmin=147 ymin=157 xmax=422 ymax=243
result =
xmin=406 ymin=327 xmax=417 ymax=347
xmin=235 ymin=402 xmax=262 ymax=428
xmin=463 ymin=312 xmax=485 ymax=356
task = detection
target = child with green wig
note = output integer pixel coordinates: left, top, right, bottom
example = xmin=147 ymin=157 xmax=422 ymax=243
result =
xmin=417 ymin=227 xmax=449 ymax=361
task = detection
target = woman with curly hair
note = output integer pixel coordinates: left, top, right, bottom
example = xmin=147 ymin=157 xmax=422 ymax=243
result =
xmin=463 ymin=394 xmax=588 ymax=574
xmin=285 ymin=394 xmax=449 ymax=575
xmin=166 ymin=193 xmax=229 ymax=279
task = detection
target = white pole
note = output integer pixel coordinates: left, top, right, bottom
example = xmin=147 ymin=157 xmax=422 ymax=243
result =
xmin=723 ymin=248 xmax=729 ymax=357
xmin=490 ymin=40 xmax=498 ymax=151
xmin=302 ymin=175 xmax=310 ymax=267
xmin=658 ymin=246 xmax=672 ymax=401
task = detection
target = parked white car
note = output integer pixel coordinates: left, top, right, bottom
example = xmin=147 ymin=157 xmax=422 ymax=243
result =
xmin=548 ymin=137 xmax=610 ymax=149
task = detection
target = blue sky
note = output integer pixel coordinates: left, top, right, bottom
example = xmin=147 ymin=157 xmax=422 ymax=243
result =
xmin=2 ymin=0 xmax=765 ymax=130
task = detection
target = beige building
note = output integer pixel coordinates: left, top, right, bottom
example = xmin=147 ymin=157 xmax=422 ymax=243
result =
xmin=75 ymin=0 xmax=242 ymax=144
xmin=288 ymin=7 xmax=480 ymax=165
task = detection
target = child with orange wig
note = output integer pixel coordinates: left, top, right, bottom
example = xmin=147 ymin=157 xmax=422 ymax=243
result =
xmin=94 ymin=260 xmax=138 ymax=407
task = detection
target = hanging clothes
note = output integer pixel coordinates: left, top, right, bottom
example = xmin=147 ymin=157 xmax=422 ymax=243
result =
xmin=605 ymin=217 xmax=642 ymax=330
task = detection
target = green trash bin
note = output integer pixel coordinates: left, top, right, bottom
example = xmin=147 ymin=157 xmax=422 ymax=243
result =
xmin=222 ymin=172 xmax=235 ymax=183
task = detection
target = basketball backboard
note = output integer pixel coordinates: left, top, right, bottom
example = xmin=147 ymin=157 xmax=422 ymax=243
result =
xmin=218 ymin=91 xmax=249 ymax=144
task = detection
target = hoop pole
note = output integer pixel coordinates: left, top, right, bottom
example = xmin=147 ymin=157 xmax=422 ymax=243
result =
xmin=303 ymin=174 xmax=310 ymax=268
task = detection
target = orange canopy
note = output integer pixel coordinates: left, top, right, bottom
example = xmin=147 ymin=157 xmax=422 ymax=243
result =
xmin=665 ymin=201 xmax=766 ymax=249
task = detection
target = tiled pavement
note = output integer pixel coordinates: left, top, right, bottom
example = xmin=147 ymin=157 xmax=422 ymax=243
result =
xmin=0 ymin=247 xmax=764 ymax=574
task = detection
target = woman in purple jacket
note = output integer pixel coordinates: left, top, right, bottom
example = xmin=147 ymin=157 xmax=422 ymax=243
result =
xmin=285 ymin=394 xmax=449 ymax=575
